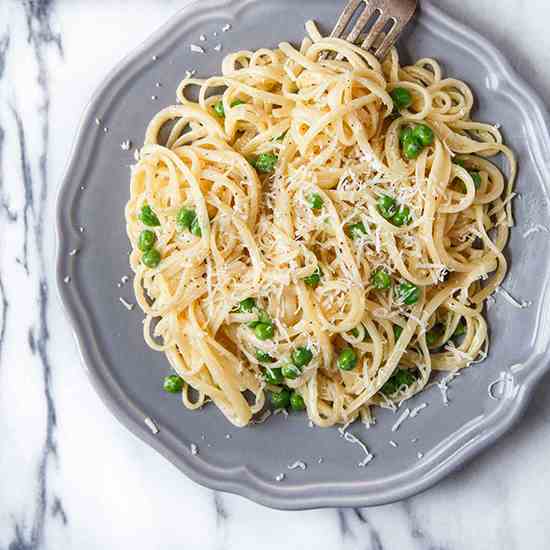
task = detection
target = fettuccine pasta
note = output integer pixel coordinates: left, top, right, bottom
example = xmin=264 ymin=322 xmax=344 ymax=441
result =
xmin=126 ymin=21 xmax=516 ymax=428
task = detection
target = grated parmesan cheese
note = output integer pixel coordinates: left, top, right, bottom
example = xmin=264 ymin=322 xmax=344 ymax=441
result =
xmin=338 ymin=427 xmax=374 ymax=467
xmin=119 ymin=297 xmax=134 ymax=311
xmin=144 ymin=417 xmax=159 ymax=434
xmin=391 ymin=408 xmax=410 ymax=432
xmin=190 ymin=44 xmax=205 ymax=54
xmin=495 ymin=287 xmax=532 ymax=309
xmin=523 ymin=224 xmax=549 ymax=238
xmin=287 ymin=461 xmax=307 ymax=471
xmin=410 ymin=403 xmax=428 ymax=418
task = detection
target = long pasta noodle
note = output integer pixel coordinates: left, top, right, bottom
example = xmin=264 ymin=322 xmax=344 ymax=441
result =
xmin=126 ymin=22 xmax=516 ymax=427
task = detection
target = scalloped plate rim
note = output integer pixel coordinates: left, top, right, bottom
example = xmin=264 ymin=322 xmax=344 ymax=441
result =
xmin=55 ymin=0 xmax=550 ymax=510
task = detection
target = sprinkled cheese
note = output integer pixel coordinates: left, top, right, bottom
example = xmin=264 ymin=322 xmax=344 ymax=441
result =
xmin=119 ymin=297 xmax=134 ymax=311
xmin=190 ymin=443 xmax=199 ymax=455
xmin=391 ymin=408 xmax=410 ymax=432
xmin=222 ymin=23 xmax=232 ymax=32
xmin=199 ymin=34 xmax=207 ymax=42
xmin=69 ymin=248 xmax=79 ymax=256
xmin=190 ymin=44 xmax=205 ymax=54
xmin=144 ymin=417 xmax=159 ymax=434
xmin=488 ymin=372 xmax=520 ymax=401
xmin=120 ymin=140 xmax=132 ymax=151
xmin=495 ymin=287 xmax=532 ymax=309
xmin=523 ymin=224 xmax=550 ymax=238
xmin=288 ymin=460 xmax=307 ymax=470
xmin=63 ymin=276 xmax=71 ymax=284
xmin=417 ymin=451 xmax=424 ymax=460
xmin=95 ymin=117 xmax=101 ymax=126
xmin=275 ymin=473 xmax=285 ymax=482
xmin=410 ymin=403 xmax=428 ymax=418
xmin=436 ymin=371 xmax=461 ymax=405
xmin=214 ymin=44 xmax=223 ymax=52
xmin=338 ymin=427 xmax=374 ymax=467
xmin=389 ymin=440 xmax=398 ymax=448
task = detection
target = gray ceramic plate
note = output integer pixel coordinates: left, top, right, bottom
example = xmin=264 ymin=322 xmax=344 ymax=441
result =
xmin=57 ymin=0 xmax=550 ymax=510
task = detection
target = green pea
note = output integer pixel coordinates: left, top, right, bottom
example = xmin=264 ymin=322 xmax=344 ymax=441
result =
xmin=398 ymin=282 xmax=421 ymax=305
xmin=238 ymin=297 xmax=256 ymax=313
xmin=400 ymin=127 xmax=414 ymax=145
xmin=393 ymin=325 xmax=403 ymax=340
xmin=372 ymin=269 xmax=391 ymax=290
xmin=391 ymin=87 xmax=413 ymax=110
xmin=378 ymin=195 xmax=397 ymax=220
xmin=164 ymin=374 xmax=184 ymax=394
xmin=426 ymin=325 xmax=443 ymax=347
xmin=255 ymin=322 xmax=274 ymax=341
xmin=264 ymin=367 xmax=284 ymax=385
xmin=308 ymin=193 xmax=324 ymax=210
xmin=282 ymin=363 xmax=302 ymax=380
xmin=190 ymin=217 xmax=202 ymax=237
xmin=140 ymin=204 xmax=160 ymax=227
xmin=256 ymin=349 xmax=275 ymax=363
xmin=258 ymin=309 xmax=272 ymax=324
xmin=177 ymin=208 xmax=196 ymax=230
xmin=304 ymin=267 xmax=322 ymax=289
xmin=290 ymin=391 xmax=306 ymax=412
xmin=381 ymin=369 xmax=416 ymax=396
xmin=214 ymin=100 xmax=225 ymax=117
xmin=253 ymin=152 xmax=278 ymax=173
xmin=347 ymin=222 xmax=367 ymax=240
xmin=270 ymin=388 xmax=291 ymax=409
xmin=412 ymin=124 xmax=434 ymax=147
xmin=142 ymin=248 xmax=161 ymax=268
xmin=138 ymin=230 xmax=157 ymax=252
xmin=470 ymin=171 xmax=482 ymax=189
xmin=453 ymin=322 xmax=467 ymax=338
xmin=231 ymin=99 xmax=245 ymax=108
xmin=337 ymin=348 xmax=358 ymax=371
xmin=392 ymin=205 xmax=411 ymax=227
xmin=402 ymin=137 xmax=423 ymax=160
xmin=292 ymin=347 xmax=313 ymax=368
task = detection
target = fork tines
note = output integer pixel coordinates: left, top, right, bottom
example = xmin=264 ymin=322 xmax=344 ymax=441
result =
xmin=330 ymin=0 xmax=415 ymax=60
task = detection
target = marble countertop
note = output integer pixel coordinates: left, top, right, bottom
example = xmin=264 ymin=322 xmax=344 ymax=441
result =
xmin=2 ymin=1 xmax=550 ymax=548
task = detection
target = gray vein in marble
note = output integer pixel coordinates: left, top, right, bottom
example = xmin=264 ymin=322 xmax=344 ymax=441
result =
xmin=402 ymin=500 xmax=448 ymax=550
xmin=11 ymin=107 xmax=32 ymax=274
xmin=0 ymin=35 xmax=17 ymax=223
xmin=51 ymin=497 xmax=68 ymax=526
xmin=213 ymin=492 xmax=228 ymax=549
xmin=336 ymin=508 xmax=385 ymax=549
xmin=353 ymin=509 xmax=384 ymax=550
xmin=5 ymin=1 xmax=65 ymax=548
xmin=0 ymin=276 xmax=7 ymax=369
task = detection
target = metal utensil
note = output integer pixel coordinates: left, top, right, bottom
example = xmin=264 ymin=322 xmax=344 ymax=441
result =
xmin=330 ymin=0 xmax=417 ymax=60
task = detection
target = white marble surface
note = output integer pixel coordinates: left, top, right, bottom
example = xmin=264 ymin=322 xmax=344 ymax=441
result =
xmin=2 ymin=0 xmax=550 ymax=548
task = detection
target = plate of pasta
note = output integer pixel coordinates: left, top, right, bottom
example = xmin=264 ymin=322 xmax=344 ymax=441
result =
xmin=57 ymin=0 xmax=550 ymax=509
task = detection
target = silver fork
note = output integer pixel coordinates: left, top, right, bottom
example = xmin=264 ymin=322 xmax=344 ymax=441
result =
xmin=330 ymin=0 xmax=417 ymax=60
